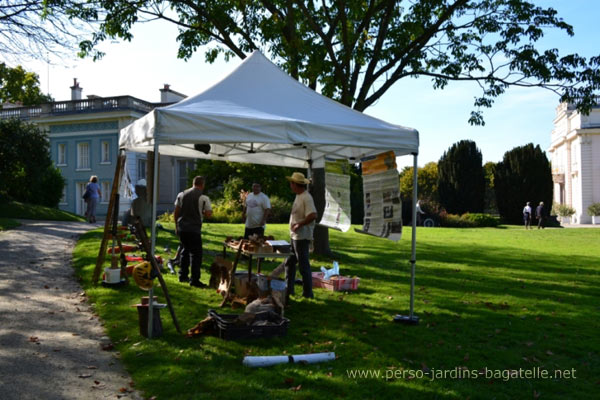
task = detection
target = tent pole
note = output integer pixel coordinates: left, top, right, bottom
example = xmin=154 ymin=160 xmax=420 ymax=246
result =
xmin=394 ymin=153 xmax=419 ymax=325
xmin=150 ymin=141 xmax=159 ymax=257
xmin=306 ymin=149 xmax=312 ymax=183
xmin=148 ymin=140 xmax=159 ymax=339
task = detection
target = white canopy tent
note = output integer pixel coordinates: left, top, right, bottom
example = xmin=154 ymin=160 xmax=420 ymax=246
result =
xmin=119 ymin=50 xmax=421 ymax=323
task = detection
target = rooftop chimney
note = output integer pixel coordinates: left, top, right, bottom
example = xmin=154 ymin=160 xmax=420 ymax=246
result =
xmin=70 ymin=78 xmax=82 ymax=100
xmin=160 ymin=83 xmax=186 ymax=103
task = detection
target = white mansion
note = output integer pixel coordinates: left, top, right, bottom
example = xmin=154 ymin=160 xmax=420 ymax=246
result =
xmin=548 ymin=102 xmax=600 ymax=224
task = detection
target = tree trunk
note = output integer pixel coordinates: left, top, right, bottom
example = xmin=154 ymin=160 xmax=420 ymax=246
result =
xmin=310 ymin=168 xmax=332 ymax=256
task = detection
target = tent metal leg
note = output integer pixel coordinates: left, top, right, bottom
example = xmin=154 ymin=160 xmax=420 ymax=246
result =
xmin=148 ymin=141 xmax=160 ymax=338
xmin=394 ymin=153 xmax=419 ymax=325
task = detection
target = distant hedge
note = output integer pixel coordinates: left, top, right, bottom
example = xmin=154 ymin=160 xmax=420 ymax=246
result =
xmin=439 ymin=212 xmax=499 ymax=228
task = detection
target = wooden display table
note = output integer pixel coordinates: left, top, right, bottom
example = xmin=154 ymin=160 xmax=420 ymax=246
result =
xmin=222 ymin=240 xmax=291 ymax=278
xmin=219 ymin=239 xmax=291 ymax=308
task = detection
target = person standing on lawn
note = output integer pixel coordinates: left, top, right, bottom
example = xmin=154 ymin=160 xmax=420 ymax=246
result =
xmin=173 ymin=176 xmax=212 ymax=288
xmin=523 ymin=201 xmax=532 ymax=229
xmin=536 ymin=201 xmax=545 ymax=229
xmin=282 ymin=172 xmax=317 ymax=300
xmin=243 ymin=183 xmax=271 ymax=239
xmin=84 ymin=175 xmax=101 ymax=223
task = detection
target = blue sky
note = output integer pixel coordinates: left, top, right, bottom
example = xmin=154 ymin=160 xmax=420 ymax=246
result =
xmin=26 ymin=0 xmax=599 ymax=169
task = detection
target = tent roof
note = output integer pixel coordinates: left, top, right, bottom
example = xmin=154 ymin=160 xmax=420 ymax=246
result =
xmin=119 ymin=51 xmax=419 ymax=168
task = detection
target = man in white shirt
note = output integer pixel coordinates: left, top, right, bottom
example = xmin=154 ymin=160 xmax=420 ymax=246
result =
xmin=243 ymin=183 xmax=271 ymax=239
xmin=283 ymin=172 xmax=317 ymax=299
xmin=523 ymin=201 xmax=532 ymax=229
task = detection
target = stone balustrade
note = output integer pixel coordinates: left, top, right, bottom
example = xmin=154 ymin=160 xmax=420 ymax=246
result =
xmin=0 ymin=96 xmax=167 ymax=120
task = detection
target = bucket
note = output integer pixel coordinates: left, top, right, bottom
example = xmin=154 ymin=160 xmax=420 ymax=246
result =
xmin=270 ymin=279 xmax=286 ymax=292
xmin=104 ymin=267 xmax=121 ymax=284
xmin=136 ymin=305 xmax=163 ymax=338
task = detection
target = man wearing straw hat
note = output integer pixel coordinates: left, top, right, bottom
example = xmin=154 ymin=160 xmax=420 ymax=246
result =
xmin=281 ymin=171 xmax=318 ymax=300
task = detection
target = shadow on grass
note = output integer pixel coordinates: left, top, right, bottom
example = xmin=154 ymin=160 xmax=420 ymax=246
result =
xmin=72 ymin=225 xmax=599 ymax=400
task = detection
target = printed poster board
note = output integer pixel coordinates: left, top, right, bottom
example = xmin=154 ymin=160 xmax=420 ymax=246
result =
xmin=360 ymin=151 xmax=402 ymax=241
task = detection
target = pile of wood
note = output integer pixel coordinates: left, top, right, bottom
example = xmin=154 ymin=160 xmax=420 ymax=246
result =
xmin=225 ymin=235 xmax=275 ymax=253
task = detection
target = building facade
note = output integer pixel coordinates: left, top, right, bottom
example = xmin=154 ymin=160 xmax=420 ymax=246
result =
xmin=0 ymin=80 xmax=194 ymax=218
xmin=548 ymin=102 xmax=600 ymax=224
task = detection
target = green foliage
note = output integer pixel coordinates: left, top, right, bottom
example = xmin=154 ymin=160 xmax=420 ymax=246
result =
xmin=437 ymin=140 xmax=485 ymax=214
xmin=461 ymin=212 xmax=499 ymax=227
xmin=439 ymin=212 xmax=477 ymax=228
xmin=0 ymin=118 xmax=65 ymax=207
xmin=439 ymin=212 xmax=498 ymax=228
xmin=267 ymin=195 xmax=292 ymax=223
xmin=34 ymin=165 xmax=66 ymax=207
xmin=399 ymin=161 xmax=439 ymax=202
xmin=587 ymin=203 xmax=600 ymax=216
xmin=192 ymin=160 xmax=295 ymax=203
xmin=552 ymin=203 xmax=576 ymax=218
xmin=0 ymin=200 xmax=84 ymax=221
xmin=483 ymin=161 xmax=498 ymax=214
xmin=67 ymin=1 xmax=600 ymax=121
xmin=222 ymin=176 xmax=245 ymax=202
xmin=211 ymin=199 xmax=243 ymax=223
xmin=0 ymin=64 xmax=53 ymax=105
xmin=158 ymin=211 xmax=174 ymax=223
xmin=212 ymin=195 xmax=292 ymax=224
xmin=494 ymin=144 xmax=553 ymax=224
xmin=0 ymin=217 xmax=20 ymax=231
xmin=72 ymin=224 xmax=600 ymax=399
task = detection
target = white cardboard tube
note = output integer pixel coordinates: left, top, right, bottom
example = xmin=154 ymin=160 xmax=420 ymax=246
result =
xmin=291 ymin=352 xmax=335 ymax=364
xmin=243 ymin=352 xmax=335 ymax=368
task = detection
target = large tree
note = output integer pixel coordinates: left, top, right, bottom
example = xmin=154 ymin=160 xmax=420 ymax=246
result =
xmin=64 ymin=0 xmax=599 ymax=252
xmin=0 ymin=1 xmax=92 ymax=62
xmin=483 ymin=161 xmax=498 ymax=214
xmin=0 ymin=64 xmax=53 ymax=106
xmin=68 ymin=0 xmax=600 ymax=118
xmin=0 ymin=118 xmax=65 ymax=207
xmin=437 ymin=140 xmax=485 ymax=214
xmin=494 ymin=143 xmax=552 ymax=224
xmin=399 ymin=162 xmax=439 ymax=202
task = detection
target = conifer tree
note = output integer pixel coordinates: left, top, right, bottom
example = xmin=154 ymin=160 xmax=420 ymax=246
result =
xmin=437 ymin=140 xmax=485 ymax=214
xmin=494 ymin=143 xmax=553 ymax=224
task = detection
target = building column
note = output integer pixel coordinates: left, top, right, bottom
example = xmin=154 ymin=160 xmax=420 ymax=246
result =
xmin=565 ymin=141 xmax=572 ymax=207
xmin=579 ymin=135 xmax=593 ymax=224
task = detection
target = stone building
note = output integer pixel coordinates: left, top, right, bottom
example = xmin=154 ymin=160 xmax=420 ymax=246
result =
xmin=548 ymin=102 xmax=600 ymax=224
xmin=0 ymin=80 xmax=192 ymax=217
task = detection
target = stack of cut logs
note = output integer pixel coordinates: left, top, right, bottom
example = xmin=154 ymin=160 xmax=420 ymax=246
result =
xmin=225 ymin=234 xmax=275 ymax=253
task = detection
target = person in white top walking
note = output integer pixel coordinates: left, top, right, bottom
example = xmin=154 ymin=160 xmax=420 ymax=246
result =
xmin=243 ymin=183 xmax=271 ymax=239
xmin=523 ymin=201 xmax=532 ymax=229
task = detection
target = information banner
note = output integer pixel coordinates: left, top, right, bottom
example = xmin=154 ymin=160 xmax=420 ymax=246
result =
xmin=360 ymin=151 xmax=402 ymax=241
xmin=320 ymin=159 xmax=352 ymax=232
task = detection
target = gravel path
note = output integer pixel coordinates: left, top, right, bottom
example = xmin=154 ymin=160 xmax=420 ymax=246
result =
xmin=0 ymin=220 xmax=142 ymax=400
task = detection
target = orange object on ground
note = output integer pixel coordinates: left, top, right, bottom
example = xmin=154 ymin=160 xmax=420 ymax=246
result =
xmin=107 ymin=244 xmax=137 ymax=254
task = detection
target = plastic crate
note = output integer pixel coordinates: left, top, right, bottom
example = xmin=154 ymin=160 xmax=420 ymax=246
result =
xmin=207 ymin=309 xmax=289 ymax=340
xmin=312 ymin=272 xmax=360 ymax=291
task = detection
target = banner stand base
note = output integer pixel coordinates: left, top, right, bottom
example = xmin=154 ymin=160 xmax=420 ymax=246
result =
xmin=393 ymin=314 xmax=419 ymax=325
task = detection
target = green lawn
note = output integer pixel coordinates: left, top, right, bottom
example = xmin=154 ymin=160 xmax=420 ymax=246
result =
xmin=0 ymin=217 xmax=20 ymax=231
xmin=72 ymin=224 xmax=600 ymax=399
xmin=0 ymin=201 xmax=86 ymax=222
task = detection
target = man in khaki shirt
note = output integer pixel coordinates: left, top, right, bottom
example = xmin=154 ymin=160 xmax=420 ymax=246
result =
xmin=283 ymin=172 xmax=317 ymax=299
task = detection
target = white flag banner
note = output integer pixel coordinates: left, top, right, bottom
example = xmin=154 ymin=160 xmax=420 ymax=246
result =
xmin=320 ymin=160 xmax=352 ymax=232
xmin=119 ymin=157 xmax=137 ymax=200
